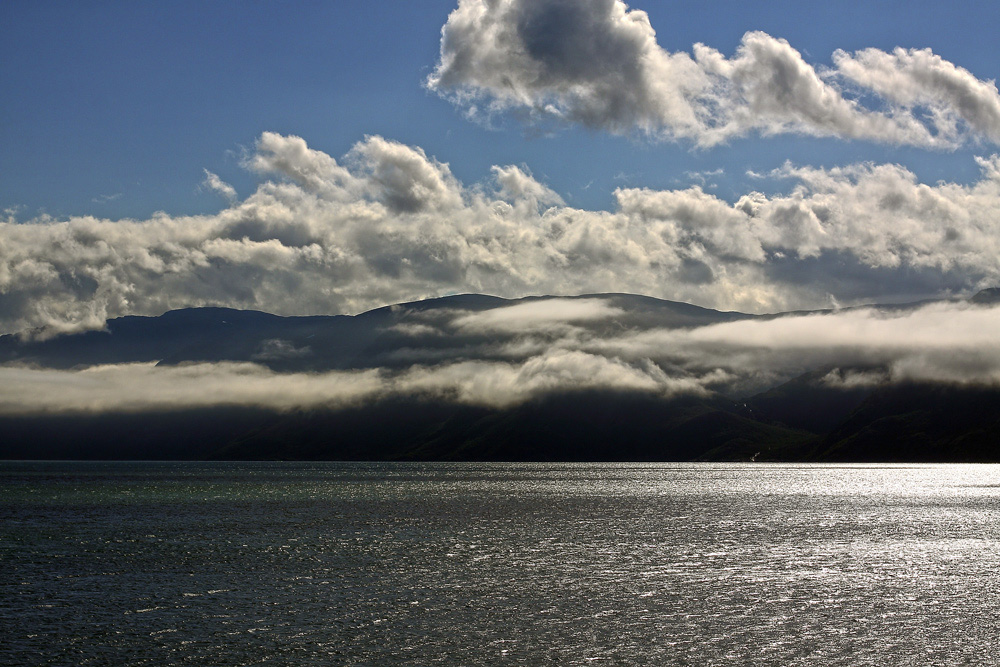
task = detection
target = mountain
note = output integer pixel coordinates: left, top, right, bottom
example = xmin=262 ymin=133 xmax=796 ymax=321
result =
xmin=2 ymin=292 xmax=999 ymax=462
xmin=808 ymin=382 xmax=1000 ymax=462
xmin=0 ymin=293 xmax=745 ymax=372
xmin=0 ymin=391 xmax=811 ymax=462
xmin=740 ymin=368 xmax=877 ymax=434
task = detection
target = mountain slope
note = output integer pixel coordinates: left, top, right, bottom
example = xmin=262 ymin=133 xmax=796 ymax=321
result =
xmin=0 ymin=390 xmax=812 ymax=462
xmin=809 ymin=383 xmax=1000 ymax=462
xmin=0 ymin=293 xmax=744 ymax=371
xmin=2 ymin=292 xmax=1000 ymax=462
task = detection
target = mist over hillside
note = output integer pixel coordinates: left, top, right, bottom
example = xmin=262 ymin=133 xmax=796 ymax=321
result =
xmin=3 ymin=291 xmax=1000 ymax=461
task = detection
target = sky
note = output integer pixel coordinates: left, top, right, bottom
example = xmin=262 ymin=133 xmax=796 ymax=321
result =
xmin=3 ymin=0 xmax=1000 ymax=338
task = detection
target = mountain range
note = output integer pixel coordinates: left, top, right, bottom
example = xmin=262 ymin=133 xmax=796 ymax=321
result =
xmin=2 ymin=291 xmax=999 ymax=461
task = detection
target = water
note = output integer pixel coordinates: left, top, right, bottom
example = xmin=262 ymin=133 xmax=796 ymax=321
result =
xmin=2 ymin=462 xmax=998 ymax=665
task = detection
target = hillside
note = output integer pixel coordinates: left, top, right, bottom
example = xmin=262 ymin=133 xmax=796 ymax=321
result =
xmin=2 ymin=292 xmax=999 ymax=462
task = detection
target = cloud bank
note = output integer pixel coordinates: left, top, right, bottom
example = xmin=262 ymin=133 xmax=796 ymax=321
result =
xmin=3 ymin=132 xmax=1000 ymax=336
xmin=0 ymin=133 xmax=1000 ymax=335
xmin=3 ymin=299 xmax=1000 ymax=414
xmin=583 ymin=300 xmax=1000 ymax=392
xmin=428 ymin=0 xmax=1000 ymax=147
xmin=0 ymin=353 xmax=692 ymax=415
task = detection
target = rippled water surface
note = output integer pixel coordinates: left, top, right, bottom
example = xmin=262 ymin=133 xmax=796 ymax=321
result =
xmin=2 ymin=461 xmax=999 ymax=665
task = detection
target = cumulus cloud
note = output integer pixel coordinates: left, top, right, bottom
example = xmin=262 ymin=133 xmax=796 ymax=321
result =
xmin=2 ymin=132 xmax=1000 ymax=337
xmin=491 ymin=164 xmax=564 ymax=208
xmin=427 ymin=0 xmax=1000 ymax=147
xmin=833 ymin=46 xmax=1000 ymax=144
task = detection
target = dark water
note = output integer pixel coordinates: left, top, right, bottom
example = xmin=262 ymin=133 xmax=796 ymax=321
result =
xmin=2 ymin=462 xmax=998 ymax=665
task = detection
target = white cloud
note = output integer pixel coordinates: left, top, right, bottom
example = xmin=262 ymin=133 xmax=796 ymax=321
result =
xmin=397 ymin=349 xmax=691 ymax=407
xmin=492 ymin=164 xmax=564 ymax=208
xmin=0 ymin=351 xmax=701 ymax=415
xmin=581 ymin=301 xmax=1000 ymax=392
xmin=2 ymin=132 xmax=999 ymax=337
xmin=428 ymin=0 xmax=1000 ymax=148
xmin=0 ymin=362 xmax=384 ymax=414
xmin=347 ymin=135 xmax=465 ymax=213
xmin=202 ymin=170 xmax=237 ymax=201
xmin=452 ymin=298 xmax=624 ymax=333
xmin=833 ymin=46 xmax=1000 ymax=144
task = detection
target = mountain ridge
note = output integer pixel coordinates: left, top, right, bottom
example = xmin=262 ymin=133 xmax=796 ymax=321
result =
xmin=2 ymin=290 xmax=999 ymax=462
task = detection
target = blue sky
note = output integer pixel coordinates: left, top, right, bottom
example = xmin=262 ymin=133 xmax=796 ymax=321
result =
xmin=3 ymin=0 xmax=1000 ymax=335
xmin=4 ymin=0 xmax=997 ymax=220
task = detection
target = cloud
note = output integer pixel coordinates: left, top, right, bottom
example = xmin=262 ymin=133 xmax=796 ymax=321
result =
xmin=580 ymin=301 xmax=1000 ymax=392
xmin=5 ymin=300 xmax=1000 ymax=415
xmin=397 ymin=349 xmax=699 ymax=407
xmin=251 ymin=338 xmax=312 ymax=361
xmin=2 ymin=132 xmax=1000 ymax=337
xmin=833 ymin=46 xmax=1000 ymax=144
xmin=684 ymin=168 xmax=724 ymax=187
xmin=202 ymin=170 xmax=237 ymax=201
xmin=428 ymin=0 xmax=710 ymax=137
xmin=452 ymin=298 xmax=623 ymax=333
xmin=821 ymin=368 xmax=890 ymax=389
xmin=491 ymin=164 xmax=564 ymax=208
xmin=346 ymin=135 xmax=465 ymax=213
xmin=0 ymin=363 xmax=384 ymax=414
xmin=427 ymin=0 xmax=1000 ymax=147
xmin=471 ymin=300 xmax=1000 ymax=395
xmin=92 ymin=193 xmax=123 ymax=204
xmin=0 ymin=351 xmax=701 ymax=415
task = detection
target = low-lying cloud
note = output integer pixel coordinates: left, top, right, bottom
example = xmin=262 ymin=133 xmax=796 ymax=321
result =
xmin=0 ymin=352 xmax=697 ymax=415
xmin=3 ymin=300 xmax=1000 ymax=415
xmin=428 ymin=0 xmax=1000 ymax=147
xmin=452 ymin=298 xmax=623 ymax=333
xmin=2 ymin=132 xmax=1000 ymax=337
xmin=584 ymin=301 xmax=1000 ymax=391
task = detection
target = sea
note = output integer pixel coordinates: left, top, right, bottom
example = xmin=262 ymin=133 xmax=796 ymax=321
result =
xmin=2 ymin=461 xmax=998 ymax=665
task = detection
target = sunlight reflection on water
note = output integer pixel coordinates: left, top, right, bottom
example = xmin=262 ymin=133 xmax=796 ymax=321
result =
xmin=2 ymin=462 xmax=998 ymax=665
